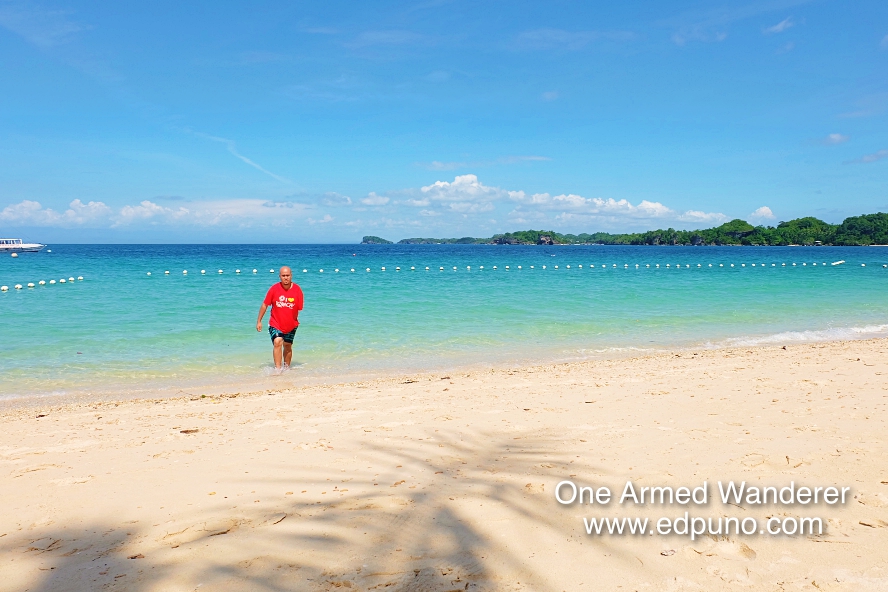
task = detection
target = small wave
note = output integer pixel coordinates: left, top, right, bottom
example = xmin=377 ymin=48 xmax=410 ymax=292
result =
xmin=708 ymin=323 xmax=888 ymax=348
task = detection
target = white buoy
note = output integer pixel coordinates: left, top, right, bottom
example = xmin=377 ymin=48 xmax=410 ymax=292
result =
xmin=50 ymin=280 xmax=56 ymax=284
xmin=719 ymin=264 xmax=723 ymax=267
xmin=439 ymin=266 xmax=444 ymax=270
xmin=782 ymin=263 xmax=786 ymax=266
xmin=518 ymin=265 xmax=522 ymax=269
xmin=183 ymin=270 xmax=188 ymax=275
xmin=612 ymin=264 xmax=616 ymax=268
xmin=319 ymin=269 xmax=324 ymax=273
xmin=506 ymin=265 xmax=511 ymax=270
xmin=78 ymin=276 xmax=83 ymax=281
xmin=425 ymin=267 xmax=429 ymax=270
xmin=480 ymin=266 xmax=484 ymax=270
xmin=367 ymin=268 xmax=371 ymax=272
xmin=27 ymin=283 xmax=34 ymax=288
xmin=201 ymin=270 xmax=206 ymax=274
xmin=303 ymin=269 xmax=308 ymax=273
xmin=741 ymin=264 xmax=746 ymax=267
xmin=147 ymin=272 xmax=152 ymax=276
xmin=685 ymin=264 xmax=689 ymax=268
xmin=636 ymin=264 xmax=639 ymax=268
xmin=666 ymin=264 xmax=670 ymax=268
xmin=554 ymin=265 xmax=558 ymax=269
xmin=812 ymin=263 xmax=816 ymax=266
xmin=39 ymin=280 xmax=46 ymax=285
xmin=335 ymin=269 xmax=339 ymax=273
xmin=270 ymin=269 xmax=274 ymax=273
xmin=542 ymin=265 xmax=546 ymax=269
xmin=624 ymin=264 xmax=628 ymax=268
xmin=792 ymin=263 xmax=796 ymax=266
xmin=646 ymin=264 xmax=650 ymax=268
xmin=0 ymin=286 xmax=7 ymax=291
xmin=68 ymin=277 xmax=74 ymax=282
xmin=453 ymin=266 xmax=457 ymax=271
xmin=697 ymin=264 xmax=701 ymax=267
xmin=656 ymin=264 xmax=660 ymax=268
xmin=236 ymin=269 xmax=241 ymax=273
xmin=59 ymin=279 xmax=66 ymax=283
xmin=861 ymin=263 xmax=866 ymax=267
xmin=351 ymin=268 xmax=355 ymax=272
xmin=11 ymin=253 xmax=18 ymax=258
xmin=730 ymin=264 xmax=734 ymax=267
xmin=802 ymin=263 xmax=806 ymax=266
xmin=14 ymin=284 xmax=22 ymax=290
xmin=530 ymin=265 xmax=534 ymax=269
xmin=253 ymin=269 xmax=257 ymax=273
xmin=46 ymin=249 xmax=51 ymax=253
xmin=164 ymin=270 xmax=170 ymax=274
xmin=751 ymin=263 xmax=755 ymax=267
xmin=218 ymin=269 xmax=223 ymax=274
xmin=396 ymin=267 xmax=401 ymax=271
xmin=466 ymin=266 xmax=470 ymax=270
xmin=708 ymin=264 xmax=712 ymax=267
xmin=492 ymin=266 xmax=497 ymax=270
xmin=771 ymin=263 xmax=775 ymax=267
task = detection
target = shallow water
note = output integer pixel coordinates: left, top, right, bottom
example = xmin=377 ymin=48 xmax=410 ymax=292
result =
xmin=1 ymin=244 xmax=886 ymax=402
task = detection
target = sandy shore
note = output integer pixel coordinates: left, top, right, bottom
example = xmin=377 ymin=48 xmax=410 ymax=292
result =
xmin=2 ymin=339 xmax=887 ymax=591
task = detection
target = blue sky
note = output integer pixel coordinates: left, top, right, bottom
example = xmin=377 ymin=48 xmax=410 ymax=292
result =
xmin=0 ymin=0 xmax=886 ymax=242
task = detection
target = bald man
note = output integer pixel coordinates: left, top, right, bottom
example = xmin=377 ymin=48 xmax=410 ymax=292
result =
xmin=256 ymin=266 xmax=304 ymax=373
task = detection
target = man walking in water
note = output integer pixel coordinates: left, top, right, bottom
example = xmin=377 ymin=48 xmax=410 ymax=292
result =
xmin=256 ymin=266 xmax=304 ymax=374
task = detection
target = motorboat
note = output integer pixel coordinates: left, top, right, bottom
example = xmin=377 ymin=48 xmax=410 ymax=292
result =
xmin=0 ymin=238 xmax=46 ymax=253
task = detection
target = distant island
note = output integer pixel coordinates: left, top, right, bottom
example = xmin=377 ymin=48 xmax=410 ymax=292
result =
xmin=362 ymin=213 xmax=888 ymax=246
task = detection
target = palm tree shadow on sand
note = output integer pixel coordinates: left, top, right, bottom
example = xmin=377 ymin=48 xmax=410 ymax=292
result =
xmin=9 ymin=431 xmax=634 ymax=591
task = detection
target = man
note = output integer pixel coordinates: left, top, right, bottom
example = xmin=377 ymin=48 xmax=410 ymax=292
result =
xmin=256 ymin=266 xmax=304 ymax=374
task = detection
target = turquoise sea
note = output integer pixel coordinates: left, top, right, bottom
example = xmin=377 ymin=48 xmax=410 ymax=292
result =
xmin=1 ymin=244 xmax=886 ymax=403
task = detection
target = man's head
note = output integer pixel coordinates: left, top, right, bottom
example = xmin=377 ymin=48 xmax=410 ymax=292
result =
xmin=279 ymin=266 xmax=292 ymax=288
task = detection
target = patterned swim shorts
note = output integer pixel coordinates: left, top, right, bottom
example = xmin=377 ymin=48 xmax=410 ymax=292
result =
xmin=268 ymin=326 xmax=297 ymax=344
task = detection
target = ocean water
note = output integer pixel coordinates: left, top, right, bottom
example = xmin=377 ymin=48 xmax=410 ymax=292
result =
xmin=1 ymin=244 xmax=886 ymax=403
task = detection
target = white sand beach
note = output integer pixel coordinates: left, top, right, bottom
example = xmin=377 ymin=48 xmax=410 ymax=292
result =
xmin=2 ymin=339 xmax=887 ymax=591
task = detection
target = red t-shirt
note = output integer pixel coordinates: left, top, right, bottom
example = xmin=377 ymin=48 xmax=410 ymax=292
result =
xmin=264 ymin=282 xmax=304 ymax=333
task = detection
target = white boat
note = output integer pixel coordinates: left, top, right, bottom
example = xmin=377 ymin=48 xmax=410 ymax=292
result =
xmin=0 ymin=238 xmax=46 ymax=253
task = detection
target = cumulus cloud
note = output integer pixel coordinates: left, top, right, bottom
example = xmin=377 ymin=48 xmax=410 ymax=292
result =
xmin=420 ymin=174 xmax=507 ymax=204
xmin=0 ymin=198 xmax=316 ymax=229
xmin=320 ymin=192 xmax=352 ymax=206
xmin=0 ymin=199 xmax=112 ymax=226
xmin=749 ymin=206 xmax=775 ymax=220
xmin=361 ymin=193 xmax=390 ymax=206
xmin=764 ymin=17 xmax=794 ymax=34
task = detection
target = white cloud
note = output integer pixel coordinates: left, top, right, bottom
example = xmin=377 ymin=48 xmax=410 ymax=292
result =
xmin=348 ymin=30 xmax=424 ymax=47
xmin=420 ymin=174 xmax=507 ymax=203
xmin=320 ymin=192 xmax=352 ymax=206
xmin=0 ymin=198 xmax=316 ymax=229
xmin=0 ymin=4 xmax=85 ymax=49
xmin=764 ymin=17 xmax=794 ymax=34
xmin=821 ymin=133 xmax=849 ymax=145
xmin=678 ymin=210 xmax=728 ymax=223
xmin=361 ymin=192 xmax=390 ymax=206
xmin=192 ymin=132 xmax=290 ymax=183
xmin=541 ymin=91 xmax=559 ymax=101
xmin=0 ymin=199 xmax=112 ymax=226
xmin=846 ymin=149 xmax=888 ymax=164
xmin=749 ymin=206 xmax=775 ymax=220
xmin=515 ymin=28 xmax=634 ymax=50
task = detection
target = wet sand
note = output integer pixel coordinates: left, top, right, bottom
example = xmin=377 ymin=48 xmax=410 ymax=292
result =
xmin=1 ymin=339 xmax=887 ymax=591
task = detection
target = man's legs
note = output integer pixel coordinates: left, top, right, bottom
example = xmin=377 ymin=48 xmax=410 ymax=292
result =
xmin=283 ymin=342 xmax=293 ymax=368
xmin=272 ymin=336 xmax=284 ymax=370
